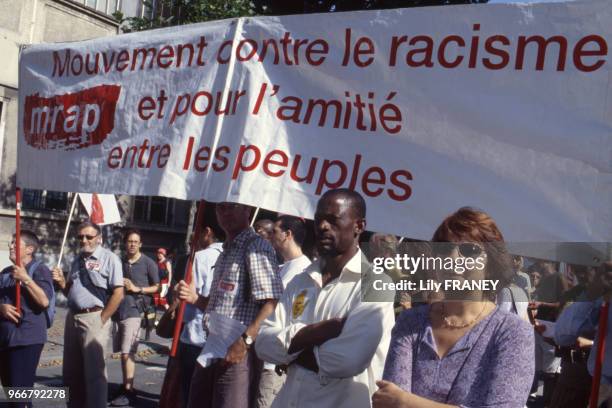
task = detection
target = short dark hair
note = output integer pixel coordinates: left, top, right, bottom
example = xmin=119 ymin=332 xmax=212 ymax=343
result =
xmin=16 ymin=230 xmax=41 ymax=253
xmin=320 ymin=188 xmax=366 ymax=219
xmin=254 ymin=219 xmax=274 ymax=230
xmin=202 ymin=203 xmax=225 ymax=241
xmin=123 ymin=229 xmax=142 ymax=242
xmin=277 ymin=215 xmax=306 ymax=247
xmin=76 ymin=221 xmax=101 ymax=236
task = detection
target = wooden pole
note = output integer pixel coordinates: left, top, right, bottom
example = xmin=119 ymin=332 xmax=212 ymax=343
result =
xmin=170 ymin=200 xmax=207 ymax=357
xmin=14 ymin=188 xmax=22 ymax=310
xmin=57 ymin=193 xmax=79 ymax=268
xmin=589 ymin=296 xmax=610 ymax=408
xmin=250 ymin=207 xmax=260 ymax=227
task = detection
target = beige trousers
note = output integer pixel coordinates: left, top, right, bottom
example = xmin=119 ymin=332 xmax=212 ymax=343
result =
xmin=63 ymin=310 xmax=111 ymax=408
xmin=254 ymin=368 xmax=285 ymax=408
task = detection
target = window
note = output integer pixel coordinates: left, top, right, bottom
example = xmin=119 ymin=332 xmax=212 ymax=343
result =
xmin=132 ymin=196 xmax=149 ymax=222
xmin=131 ymin=196 xmax=171 ymax=225
xmin=149 ymin=197 xmax=167 ymax=224
xmin=22 ymin=190 xmax=70 ymax=213
xmin=98 ymin=0 xmax=108 ymax=13
xmin=71 ymin=0 xmax=121 ymax=15
xmin=108 ymin=0 xmax=118 ymax=13
xmin=130 ymin=196 xmax=190 ymax=228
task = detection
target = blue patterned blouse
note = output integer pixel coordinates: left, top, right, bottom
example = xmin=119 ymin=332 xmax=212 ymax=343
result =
xmin=383 ymin=305 xmax=534 ymax=408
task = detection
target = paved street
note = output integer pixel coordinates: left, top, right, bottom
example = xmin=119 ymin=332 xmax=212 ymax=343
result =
xmin=32 ymin=305 xmax=172 ymax=408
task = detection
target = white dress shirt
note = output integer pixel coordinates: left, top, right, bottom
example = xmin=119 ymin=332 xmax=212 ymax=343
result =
xmin=255 ymin=250 xmax=395 ymax=408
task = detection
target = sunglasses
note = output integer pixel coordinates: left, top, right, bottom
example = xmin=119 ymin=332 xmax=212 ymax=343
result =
xmin=434 ymin=243 xmax=485 ymax=258
xmin=77 ymin=234 xmax=98 ymax=241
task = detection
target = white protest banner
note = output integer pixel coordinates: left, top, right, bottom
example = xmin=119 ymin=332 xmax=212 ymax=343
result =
xmin=18 ymin=1 xmax=611 ymax=242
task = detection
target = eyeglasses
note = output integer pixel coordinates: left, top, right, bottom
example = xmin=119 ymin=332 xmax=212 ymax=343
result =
xmin=77 ymin=234 xmax=98 ymax=241
xmin=434 ymin=243 xmax=486 ymax=258
xmin=8 ymin=240 xmax=33 ymax=249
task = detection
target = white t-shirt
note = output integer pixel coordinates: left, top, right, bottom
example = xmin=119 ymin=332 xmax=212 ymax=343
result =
xmin=261 ymin=254 xmax=312 ymax=370
xmin=279 ymin=254 xmax=312 ymax=289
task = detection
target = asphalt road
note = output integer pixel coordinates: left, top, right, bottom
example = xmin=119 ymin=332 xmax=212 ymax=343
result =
xmin=34 ymin=352 xmax=168 ymax=408
xmin=30 ymin=305 xmax=172 ymax=408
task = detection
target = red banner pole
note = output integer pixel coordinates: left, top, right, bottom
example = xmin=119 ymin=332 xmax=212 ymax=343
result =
xmin=170 ymin=200 xmax=207 ymax=357
xmin=589 ymin=297 xmax=610 ymax=408
xmin=15 ymin=187 xmax=22 ymax=311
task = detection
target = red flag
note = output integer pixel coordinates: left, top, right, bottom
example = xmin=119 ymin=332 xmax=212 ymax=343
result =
xmin=90 ymin=193 xmax=104 ymax=224
xmin=78 ymin=193 xmax=121 ymax=225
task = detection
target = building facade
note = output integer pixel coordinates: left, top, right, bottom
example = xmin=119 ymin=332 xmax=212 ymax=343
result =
xmin=0 ymin=0 xmax=192 ymax=270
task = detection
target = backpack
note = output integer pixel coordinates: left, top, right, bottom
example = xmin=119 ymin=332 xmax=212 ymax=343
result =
xmin=27 ymin=260 xmax=55 ymax=328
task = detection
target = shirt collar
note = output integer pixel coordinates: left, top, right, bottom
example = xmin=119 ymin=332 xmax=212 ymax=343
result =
xmin=223 ymin=227 xmax=256 ymax=250
xmin=344 ymin=249 xmax=364 ymax=275
xmin=209 ymin=242 xmax=224 ymax=250
xmin=307 ymin=248 xmax=364 ymax=286
xmin=83 ymin=245 xmax=104 ymax=260
xmin=282 ymin=254 xmax=308 ymax=268
xmin=2 ymin=259 xmax=36 ymax=273
xmin=125 ymin=253 xmax=143 ymax=264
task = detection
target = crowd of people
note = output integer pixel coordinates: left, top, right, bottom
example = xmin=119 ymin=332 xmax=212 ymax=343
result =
xmin=0 ymin=188 xmax=610 ymax=408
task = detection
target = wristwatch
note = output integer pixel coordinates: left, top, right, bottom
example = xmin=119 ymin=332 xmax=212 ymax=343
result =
xmin=22 ymin=279 xmax=32 ymax=286
xmin=241 ymin=332 xmax=254 ymax=348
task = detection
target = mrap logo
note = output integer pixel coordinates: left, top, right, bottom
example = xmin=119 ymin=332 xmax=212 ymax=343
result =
xmin=23 ymin=84 xmax=121 ymax=150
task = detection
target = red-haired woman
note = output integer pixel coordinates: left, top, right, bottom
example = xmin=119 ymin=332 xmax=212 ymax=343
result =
xmin=373 ymin=207 xmax=535 ymax=408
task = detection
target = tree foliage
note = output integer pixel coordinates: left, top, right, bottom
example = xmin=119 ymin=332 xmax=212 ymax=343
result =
xmin=114 ymin=0 xmax=256 ymax=33
xmin=267 ymin=0 xmax=487 ymax=14
xmin=114 ymin=0 xmax=487 ymax=32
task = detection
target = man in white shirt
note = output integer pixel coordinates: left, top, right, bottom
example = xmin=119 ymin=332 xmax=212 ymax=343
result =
xmin=255 ymin=215 xmax=312 ymax=408
xmin=272 ymin=215 xmax=312 ymax=288
xmin=255 ymin=189 xmax=395 ymax=408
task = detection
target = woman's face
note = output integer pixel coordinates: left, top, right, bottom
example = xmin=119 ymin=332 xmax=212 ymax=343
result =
xmin=434 ymin=241 xmax=489 ymax=299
